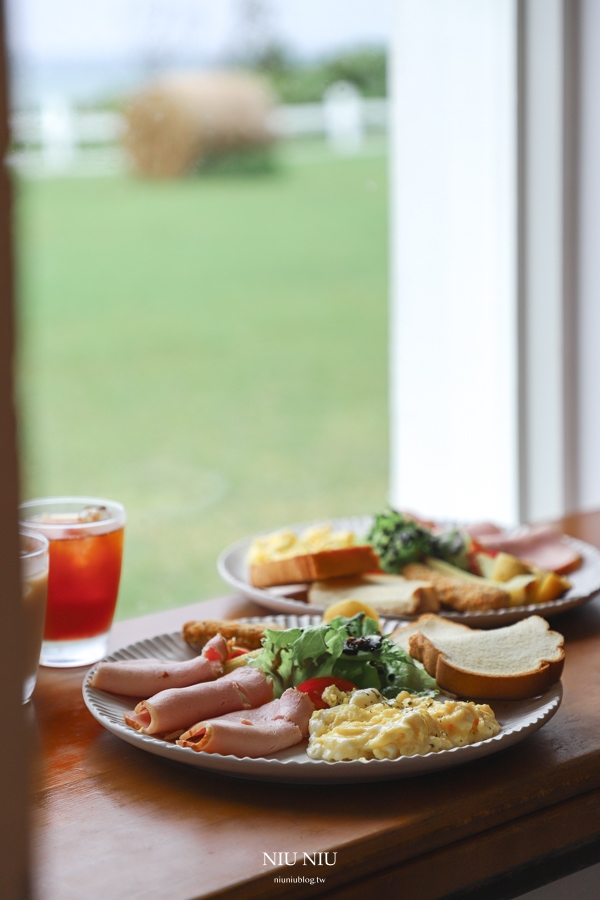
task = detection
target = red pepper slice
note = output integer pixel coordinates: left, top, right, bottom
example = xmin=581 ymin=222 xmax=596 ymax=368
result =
xmin=297 ymin=676 xmax=358 ymax=709
xmin=227 ymin=647 xmax=248 ymax=660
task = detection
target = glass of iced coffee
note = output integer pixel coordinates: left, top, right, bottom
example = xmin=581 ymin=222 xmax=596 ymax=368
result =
xmin=20 ymin=529 xmax=49 ymax=702
xmin=19 ymin=497 xmax=126 ymax=668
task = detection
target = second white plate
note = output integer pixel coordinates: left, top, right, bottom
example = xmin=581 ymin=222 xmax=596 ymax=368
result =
xmin=217 ymin=516 xmax=600 ymax=627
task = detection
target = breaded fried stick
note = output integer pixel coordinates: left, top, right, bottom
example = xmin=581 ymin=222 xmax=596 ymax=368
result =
xmin=183 ymin=619 xmax=276 ymax=651
xmin=402 ymin=564 xmax=509 ymax=611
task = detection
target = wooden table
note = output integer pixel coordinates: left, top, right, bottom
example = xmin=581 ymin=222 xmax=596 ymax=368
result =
xmin=31 ymin=512 xmax=600 ymax=900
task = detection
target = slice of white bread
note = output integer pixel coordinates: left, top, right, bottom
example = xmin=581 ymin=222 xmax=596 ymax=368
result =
xmin=308 ymin=573 xmax=440 ymax=616
xmin=389 ymin=613 xmax=475 ymax=653
xmin=407 ymin=614 xmax=564 ymax=700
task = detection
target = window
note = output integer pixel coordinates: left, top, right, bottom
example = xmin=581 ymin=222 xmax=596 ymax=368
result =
xmin=9 ymin=0 xmax=392 ymax=617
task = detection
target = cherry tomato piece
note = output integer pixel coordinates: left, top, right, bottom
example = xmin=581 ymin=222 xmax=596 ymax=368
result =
xmin=467 ymin=551 xmax=482 ymax=576
xmin=297 ymin=676 xmax=357 ymax=709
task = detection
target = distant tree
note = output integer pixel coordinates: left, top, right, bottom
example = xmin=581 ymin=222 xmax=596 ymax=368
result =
xmin=255 ymin=43 xmax=291 ymax=76
xmin=325 ymin=48 xmax=387 ymax=98
xmin=260 ymin=46 xmax=387 ymax=104
xmin=232 ymin=0 xmax=278 ymax=68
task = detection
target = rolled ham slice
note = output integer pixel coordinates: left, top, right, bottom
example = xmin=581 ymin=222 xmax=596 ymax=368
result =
xmin=124 ymin=666 xmax=272 ymax=735
xmin=176 ymin=688 xmax=314 ymax=757
xmin=466 ymin=522 xmax=504 ymax=539
xmin=90 ymin=634 xmax=229 ymax=697
xmin=470 ymin=524 xmax=581 ymax=574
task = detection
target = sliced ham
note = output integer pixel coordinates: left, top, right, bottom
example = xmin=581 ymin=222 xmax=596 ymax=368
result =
xmin=466 ymin=522 xmax=504 ymax=539
xmin=471 ymin=524 xmax=581 ymax=574
xmin=124 ymin=666 xmax=272 ymax=735
xmin=91 ymin=634 xmax=229 ymax=697
xmin=176 ymin=688 xmax=314 ymax=757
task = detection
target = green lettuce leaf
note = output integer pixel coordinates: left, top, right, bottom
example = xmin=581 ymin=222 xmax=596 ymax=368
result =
xmin=250 ymin=614 xmax=438 ymax=699
xmin=367 ymin=508 xmax=470 ymax=572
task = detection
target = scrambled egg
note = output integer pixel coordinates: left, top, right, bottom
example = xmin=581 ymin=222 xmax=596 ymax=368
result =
xmin=307 ymin=688 xmax=501 ymax=761
xmin=248 ymin=523 xmax=357 ymax=565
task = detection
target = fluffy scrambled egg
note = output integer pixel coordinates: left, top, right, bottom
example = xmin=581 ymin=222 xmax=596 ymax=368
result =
xmin=307 ymin=687 xmax=501 ymax=761
xmin=248 ymin=523 xmax=357 ymax=564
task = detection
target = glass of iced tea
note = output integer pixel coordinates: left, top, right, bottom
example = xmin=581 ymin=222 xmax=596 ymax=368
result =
xmin=19 ymin=497 xmax=126 ymax=667
xmin=20 ymin=529 xmax=49 ymax=702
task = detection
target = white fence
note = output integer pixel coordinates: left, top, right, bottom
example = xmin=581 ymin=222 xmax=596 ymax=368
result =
xmin=12 ymin=106 xmax=125 ymax=146
xmin=270 ymin=96 xmax=387 ymax=139
xmin=9 ymin=90 xmax=388 ymax=177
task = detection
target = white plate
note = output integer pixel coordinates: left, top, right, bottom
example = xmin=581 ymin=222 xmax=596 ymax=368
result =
xmin=83 ymin=615 xmax=563 ymax=784
xmin=217 ymin=516 xmax=600 ymax=627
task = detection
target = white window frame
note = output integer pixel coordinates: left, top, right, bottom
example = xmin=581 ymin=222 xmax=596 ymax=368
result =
xmin=389 ymin=0 xmax=592 ymax=525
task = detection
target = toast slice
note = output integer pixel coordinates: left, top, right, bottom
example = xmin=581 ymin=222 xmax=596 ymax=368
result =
xmin=308 ymin=573 xmax=439 ymax=616
xmin=408 ymin=615 xmax=564 ymax=700
xmin=250 ymin=545 xmax=380 ymax=589
xmin=389 ymin=613 xmax=475 ymax=652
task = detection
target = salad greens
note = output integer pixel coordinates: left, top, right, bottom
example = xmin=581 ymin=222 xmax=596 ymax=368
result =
xmin=367 ymin=508 xmax=469 ymax=572
xmin=249 ymin=614 xmax=438 ymax=700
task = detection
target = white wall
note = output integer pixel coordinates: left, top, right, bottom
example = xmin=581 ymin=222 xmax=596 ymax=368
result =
xmin=389 ymin=0 xmax=519 ymax=523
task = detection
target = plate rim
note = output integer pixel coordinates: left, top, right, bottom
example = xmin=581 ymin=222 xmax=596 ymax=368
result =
xmin=83 ymin=618 xmax=564 ymax=783
xmin=217 ymin=515 xmax=600 ymax=625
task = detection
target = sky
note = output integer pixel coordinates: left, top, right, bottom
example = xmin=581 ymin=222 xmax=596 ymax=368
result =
xmin=7 ymin=0 xmax=393 ymax=64
xmin=6 ymin=0 xmax=393 ymax=106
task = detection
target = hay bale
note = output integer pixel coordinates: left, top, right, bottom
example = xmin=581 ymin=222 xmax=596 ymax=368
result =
xmin=124 ymin=71 xmax=276 ymax=178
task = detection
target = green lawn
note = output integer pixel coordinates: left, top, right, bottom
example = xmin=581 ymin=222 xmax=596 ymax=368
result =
xmin=16 ymin=146 xmax=389 ymax=618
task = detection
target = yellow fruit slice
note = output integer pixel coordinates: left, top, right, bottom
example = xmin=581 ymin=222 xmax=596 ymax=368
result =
xmin=322 ymin=599 xmax=381 ymax=630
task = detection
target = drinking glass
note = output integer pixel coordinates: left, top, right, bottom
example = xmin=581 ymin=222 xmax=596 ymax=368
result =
xmin=19 ymin=497 xmax=126 ymax=667
xmin=20 ymin=529 xmax=49 ymax=702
